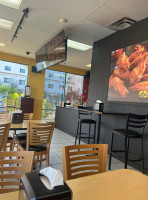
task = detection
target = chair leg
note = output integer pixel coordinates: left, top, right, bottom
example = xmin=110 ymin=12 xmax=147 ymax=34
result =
xmin=75 ymin=121 xmax=79 ymax=145
xmin=141 ymin=137 xmax=145 ymax=174
xmin=46 ymin=152 xmax=49 ymax=167
xmin=108 ymin=132 xmax=114 ymax=170
xmin=94 ymin=122 xmax=96 ymax=144
xmin=125 ymin=137 xmax=129 ymax=169
xmin=88 ymin=123 xmax=91 ymax=144
xmin=79 ymin=122 xmax=82 ymax=145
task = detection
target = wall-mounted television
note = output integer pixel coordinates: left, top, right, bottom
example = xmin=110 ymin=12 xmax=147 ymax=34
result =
xmin=107 ymin=40 xmax=148 ymax=103
xmin=35 ymin=30 xmax=67 ymax=72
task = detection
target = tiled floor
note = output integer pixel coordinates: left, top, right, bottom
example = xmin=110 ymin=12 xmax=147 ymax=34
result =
xmin=41 ymin=128 xmax=137 ymax=173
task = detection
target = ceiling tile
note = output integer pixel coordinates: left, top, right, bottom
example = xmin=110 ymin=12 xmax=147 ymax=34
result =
xmin=105 ymin=0 xmax=148 ymax=21
xmin=86 ymin=4 xmax=125 ymax=26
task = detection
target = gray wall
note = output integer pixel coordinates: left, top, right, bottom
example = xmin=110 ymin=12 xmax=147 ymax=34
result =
xmin=88 ymin=17 xmax=148 ymax=172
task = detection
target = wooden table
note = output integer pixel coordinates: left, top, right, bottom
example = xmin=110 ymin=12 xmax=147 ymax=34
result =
xmin=0 ymin=191 xmax=19 ymax=200
xmin=66 ymin=169 xmax=148 ymax=200
xmin=10 ymin=120 xmax=47 ymax=131
xmin=1 ymin=169 xmax=148 ymax=200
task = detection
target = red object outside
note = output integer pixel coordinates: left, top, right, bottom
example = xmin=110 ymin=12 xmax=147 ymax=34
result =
xmin=83 ymin=76 xmax=89 ymax=102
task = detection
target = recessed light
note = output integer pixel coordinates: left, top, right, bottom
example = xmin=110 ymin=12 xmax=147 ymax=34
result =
xmin=67 ymin=39 xmax=92 ymax=51
xmin=0 ymin=19 xmax=13 ymax=30
xmin=86 ymin=64 xmax=91 ymax=67
xmin=0 ymin=42 xmax=5 ymax=47
xmin=0 ymin=0 xmax=22 ymax=9
xmin=59 ymin=18 xmax=68 ymax=23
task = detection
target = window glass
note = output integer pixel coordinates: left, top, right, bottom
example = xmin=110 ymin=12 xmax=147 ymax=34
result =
xmin=42 ymin=69 xmax=84 ymax=120
xmin=42 ymin=70 xmax=65 ymax=120
xmin=19 ymin=80 xmax=25 ymax=85
xmin=5 ymin=66 xmax=11 ymax=71
xmin=20 ymin=68 xmax=26 ymax=74
xmin=65 ymin=73 xmax=84 ymax=104
xmin=0 ymin=60 xmax=28 ymax=108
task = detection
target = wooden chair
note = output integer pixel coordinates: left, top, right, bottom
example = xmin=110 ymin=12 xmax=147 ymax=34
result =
xmin=0 ymin=123 xmax=11 ymax=151
xmin=0 ymin=151 xmax=34 ymax=193
xmin=0 ymin=113 xmax=13 ymax=151
xmin=16 ymin=113 xmax=33 ymax=144
xmin=18 ymin=121 xmax=55 ymax=168
xmin=62 ymin=144 xmax=108 ymax=181
xmin=6 ymin=98 xmax=17 ymax=113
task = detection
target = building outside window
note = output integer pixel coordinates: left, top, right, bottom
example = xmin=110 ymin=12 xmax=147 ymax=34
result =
xmin=20 ymin=68 xmax=26 ymax=74
xmin=0 ymin=60 xmax=28 ymax=106
xmin=19 ymin=80 xmax=25 ymax=85
xmin=42 ymin=69 xmax=84 ymax=120
xmin=4 ymin=78 xmax=10 ymax=83
xmin=5 ymin=66 xmax=11 ymax=71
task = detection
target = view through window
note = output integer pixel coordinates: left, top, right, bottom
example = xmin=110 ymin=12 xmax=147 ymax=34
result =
xmin=0 ymin=60 xmax=28 ymax=108
xmin=42 ymin=69 xmax=84 ymax=120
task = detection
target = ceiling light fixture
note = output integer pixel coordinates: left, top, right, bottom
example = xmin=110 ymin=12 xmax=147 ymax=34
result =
xmin=67 ymin=39 xmax=92 ymax=51
xmin=0 ymin=0 xmax=22 ymax=9
xmin=11 ymin=8 xmax=29 ymax=43
xmin=0 ymin=42 xmax=5 ymax=47
xmin=59 ymin=18 xmax=68 ymax=23
xmin=86 ymin=64 xmax=91 ymax=67
xmin=0 ymin=19 xmax=13 ymax=30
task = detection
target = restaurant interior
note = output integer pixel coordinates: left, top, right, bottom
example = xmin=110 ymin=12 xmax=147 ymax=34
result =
xmin=0 ymin=0 xmax=148 ymax=199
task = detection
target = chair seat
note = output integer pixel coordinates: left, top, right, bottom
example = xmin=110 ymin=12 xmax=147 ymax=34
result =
xmin=19 ymin=142 xmax=46 ymax=152
xmin=113 ymin=129 xmax=142 ymax=138
xmin=80 ymin=119 xmax=96 ymax=124
xmin=17 ymin=132 xmax=26 ymax=140
xmin=8 ymin=135 xmax=13 ymax=140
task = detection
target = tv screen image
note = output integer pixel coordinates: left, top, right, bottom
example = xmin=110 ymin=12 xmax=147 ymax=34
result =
xmin=35 ymin=30 xmax=67 ymax=72
xmin=107 ymin=40 xmax=148 ymax=103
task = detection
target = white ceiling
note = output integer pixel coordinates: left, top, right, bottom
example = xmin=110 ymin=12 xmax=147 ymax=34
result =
xmin=0 ymin=0 xmax=147 ymax=70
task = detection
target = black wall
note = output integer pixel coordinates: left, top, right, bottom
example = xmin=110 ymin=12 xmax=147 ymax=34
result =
xmin=88 ymin=17 xmax=148 ymax=172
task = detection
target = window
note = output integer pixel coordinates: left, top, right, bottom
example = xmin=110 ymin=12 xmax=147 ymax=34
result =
xmin=0 ymin=60 xmax=28 ymax=97
xmin=20 ymin=68 xmax=26 ymax=74
xmin=49 ymin=73 xmax=54 ymax=78
xmin=4 ymin=78 xmax=10 ymax=83
xmin=67 ymin=77 xmax=72 ymax=81
xmin=59 ymin=85 xmax=64 ymax=90
xmin=19 ymin=80 xmax=25 ymax=85
xmin=5 ymin=66 xmax=11 ymax=71
xmin=48 ymin=84 xmax=54 ymax=89
xmin=42 ymin=70 xmax=84 ymax=121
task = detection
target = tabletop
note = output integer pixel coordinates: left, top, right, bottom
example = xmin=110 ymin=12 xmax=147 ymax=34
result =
xmin=66 ymin=169 xmax=148 ymax=200
xmin=10 ymin=119 xmax=47 ymax=130
xmin=1 ymin=169 xmax=148 ymax=200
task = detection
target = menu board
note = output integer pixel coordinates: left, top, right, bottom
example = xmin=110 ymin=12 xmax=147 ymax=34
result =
xmin=107 ymin=40 xmax=148 ymax=103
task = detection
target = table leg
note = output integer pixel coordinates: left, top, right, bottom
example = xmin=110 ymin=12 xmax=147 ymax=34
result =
xmin=96 ymin=114 xmax=101 ymax=144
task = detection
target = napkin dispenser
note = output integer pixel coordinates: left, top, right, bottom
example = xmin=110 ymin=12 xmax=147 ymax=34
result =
xmin=19 ymin=172 xmax=71 ymax=200
xmin=12 ymin=113 xmax=23 ymax=124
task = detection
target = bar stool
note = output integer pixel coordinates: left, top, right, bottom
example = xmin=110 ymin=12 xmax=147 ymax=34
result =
xmin=108 ymin=113 xmax=148 ymax=173
xmin=75 ymin=110 xmax=96 ymax=145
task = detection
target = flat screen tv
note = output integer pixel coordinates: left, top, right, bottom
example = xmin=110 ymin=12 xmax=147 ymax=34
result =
xmin=35 ymin=30 xmax=67 ymax=72
xmin=107 ymin=40 xmax=148 ymax=103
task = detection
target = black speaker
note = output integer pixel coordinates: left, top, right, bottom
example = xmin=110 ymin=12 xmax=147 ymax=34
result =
xmin=12 ymin=113 xmax=23 ymax=124
xmin=32 ymin=66 xmax=41 ymax=73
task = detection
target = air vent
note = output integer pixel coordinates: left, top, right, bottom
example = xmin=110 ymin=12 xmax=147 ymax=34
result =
xmin=108 ymin=17 xmax=136 ymax=31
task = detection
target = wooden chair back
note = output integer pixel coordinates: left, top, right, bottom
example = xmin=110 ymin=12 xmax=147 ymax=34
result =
xmin=6 ymin=98 xmax=16 ymax=107
xmin=0 ymin=151 xmax=34 ymax=193
xmin=23 ymin=113 xmax=33 ymax=120
xmin=27 ymin=122 xmax=55 ymax=150
xmin=62 ymin=144 xmax=108 ymax=181
xmin=0 ymin=113 xmax=11 ymax=121
xmin=0 ymin=123 xmax=11 ymax=151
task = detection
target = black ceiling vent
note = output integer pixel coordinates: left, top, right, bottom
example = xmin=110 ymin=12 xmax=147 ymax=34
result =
xmin=108 ymin=17 xmax=136 ymax=31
